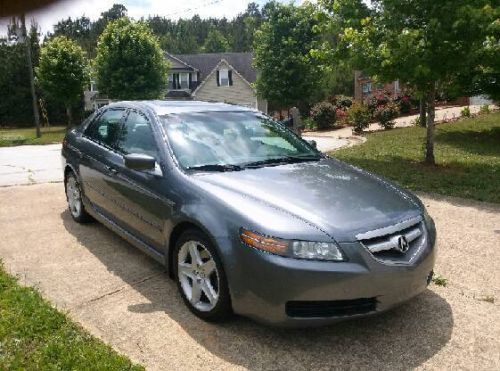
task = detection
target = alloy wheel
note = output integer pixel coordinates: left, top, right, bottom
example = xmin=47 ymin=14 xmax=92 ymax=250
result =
xmin=66 ymin=176 xmax=82 ymax=218
xmin=177 ymin=240 xmax=220 ymax=312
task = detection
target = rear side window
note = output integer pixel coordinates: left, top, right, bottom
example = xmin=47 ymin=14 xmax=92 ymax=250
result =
xmin=85 ymin=109 xmax=126 ymax=148
xmin=116 ymin=110 xmax=158 ymax=159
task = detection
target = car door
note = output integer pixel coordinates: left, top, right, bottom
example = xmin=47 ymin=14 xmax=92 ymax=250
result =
xmin=111 ymin=109 xmax=174 ymax=251
xmin=78 ymin=108 xmax=127 ymax=219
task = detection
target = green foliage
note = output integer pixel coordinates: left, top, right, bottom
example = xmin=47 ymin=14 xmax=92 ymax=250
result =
xmin=479 ymin=105 xmax=491 ymax=115
xmin=432 ymin=275 xmax=448 ymax=287
xmin=94 ymin=18 xmax=169 ymax=100
xmin=202 ymin=28 xmax=229 ymax=53
xmin=0 ymin=126 xmax=67 ymax=147
xmin=333 ymin=95 xmax=353 ymax=110
xmin=0 ymin=40 xmax=32 ymax=126
xmin=51 ymin=3 xmax=265 ymax=56
xmin=327 ymin=0 xmax=497 ymax=100
xmin=36 ymin=36 xmax=89 ymax=110
xmin=335 ymin=112 xmax=500 ymax=203
xmin=374 ymin=101 xmax=399 ymax=129
xmin=310 ymin=101 xmax=337 ymax=129
xmin=303 ymin=117 xmax=317 ymax=130
xmin=461 ymin=106 xmax=471 ymax=118
xmin=347 ymin=103 xmax=371 ymax=133
xmin=253 ymin=2 xmax=321 ymax=107
xmin=0 ymin=262 xmax=143 ymax=369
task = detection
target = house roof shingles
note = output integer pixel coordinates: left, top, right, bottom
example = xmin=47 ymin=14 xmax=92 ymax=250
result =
xmin=173 ymin=52 xmax=256 ymax=84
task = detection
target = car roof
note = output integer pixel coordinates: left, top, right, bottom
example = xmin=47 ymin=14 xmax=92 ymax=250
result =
xmin=106 ymin=100 xmax=258 ymax=116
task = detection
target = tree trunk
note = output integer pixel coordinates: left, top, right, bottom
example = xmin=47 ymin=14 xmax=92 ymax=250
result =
xmin=66 ymin=105 xmax=73 ymax=127
xmin=20 ymin=14 xmax=41 ymax=138
xmin=419 ymin=97 xmax=427 ymax=127
xmin=424 ymin=87 xmax=436 ymax=165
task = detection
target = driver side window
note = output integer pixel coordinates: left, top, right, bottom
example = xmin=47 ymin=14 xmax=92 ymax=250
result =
xmin=116 ymin=110 xmax=159 ymax=160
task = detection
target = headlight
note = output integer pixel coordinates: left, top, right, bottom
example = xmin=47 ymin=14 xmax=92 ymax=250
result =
xmin=240 ymin=228 xmax=345 ymax=261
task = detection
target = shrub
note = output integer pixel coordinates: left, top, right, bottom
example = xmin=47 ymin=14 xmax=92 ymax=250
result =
xmin=347 ymin=103 xmax=371 ymax=133
xmin=302 ymin=117 xmax=317 ymax=130
xmin=461 ymin=106 xmax=471 ymax=117
xmin=367 ymin=90 xmax=392 ymax=113
xmin=335 ymin=108 xmax=347 ymax=123
xmin=334 ymin=95 xmax=353 ymax=110
xmin=479 ymin=105 xmax=490 ymax=115
xmin=398 ymin=95 xmax=412 ymax=114
xmin=310 ymin=101 xmax=336 ymax=129
xmin=374 ymin=102 xmax=400 ymax=129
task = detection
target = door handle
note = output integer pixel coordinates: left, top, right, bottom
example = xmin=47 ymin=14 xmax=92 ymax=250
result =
xmin=106 ymin=165 xmax=118 ymax=175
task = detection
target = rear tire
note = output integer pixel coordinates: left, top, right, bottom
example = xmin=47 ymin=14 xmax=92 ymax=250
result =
xmin=173 ymin=229 xmax=232 ymax=322
xmin=65 ymin=172 xmax=92 ymax=223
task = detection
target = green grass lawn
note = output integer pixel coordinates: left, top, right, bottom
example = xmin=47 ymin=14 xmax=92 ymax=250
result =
xmin=0 ymin=126 xmax=67 ymax=147
xmin=334 ymin=112 xmax=500 ymax=203
xmin=0 ymin=262 xmax=143 ymax=370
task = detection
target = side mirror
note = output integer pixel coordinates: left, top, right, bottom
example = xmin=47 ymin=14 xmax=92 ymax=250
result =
xmin=307 ymin=140 xmax=317 ymax=149
xmin=124 ymin=153 xmax=156 ymax=171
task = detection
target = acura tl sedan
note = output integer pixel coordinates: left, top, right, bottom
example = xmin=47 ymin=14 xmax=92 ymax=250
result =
xmin=62 ymin=100 xmax=436 ymax=326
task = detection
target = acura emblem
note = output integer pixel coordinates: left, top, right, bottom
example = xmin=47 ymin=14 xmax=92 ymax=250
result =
xmin=395 ymin=235 xmax=410 ymax=253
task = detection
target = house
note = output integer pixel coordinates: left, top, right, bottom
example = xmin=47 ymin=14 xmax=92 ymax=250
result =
xmin=354 ymin=71 xmax=401 ymax=102
xmin=84 ymin=52 xmax=268 ymax=113
xmin=165 ymin=52 xmax=267 ymax=113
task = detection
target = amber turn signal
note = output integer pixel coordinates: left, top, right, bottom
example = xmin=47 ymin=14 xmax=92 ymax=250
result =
xmin=240 ymin=229 xmax=289 ymax=255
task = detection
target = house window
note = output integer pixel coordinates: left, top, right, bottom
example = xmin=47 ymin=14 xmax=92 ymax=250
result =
xmin=362 ymin=82 xmax=372 ymax=94
xmin=90 ymin=81 xmax=97 ymax=92
xmin=219 ymin=68 xmax=229 ymax=87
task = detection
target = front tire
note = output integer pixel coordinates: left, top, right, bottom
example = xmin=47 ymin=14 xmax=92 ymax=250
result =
xmin=174 ymin=229 xmax=232 ymax=322
xmin=65 ymin=172 xmax=92 ymax=223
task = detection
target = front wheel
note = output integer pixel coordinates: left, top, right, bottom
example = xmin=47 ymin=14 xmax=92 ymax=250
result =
xmin=174 ymin=229 xmax=232 ymax=321
xmin=65 ymin=172 xmax=92 ymax=223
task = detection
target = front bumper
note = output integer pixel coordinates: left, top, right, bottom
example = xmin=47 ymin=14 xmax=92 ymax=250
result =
xmin=220 ymin=237 xmax=436 ymax=327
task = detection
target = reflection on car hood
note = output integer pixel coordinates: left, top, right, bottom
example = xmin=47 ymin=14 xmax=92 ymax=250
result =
xmin=193 ymin=158 xmax=421 ymax=241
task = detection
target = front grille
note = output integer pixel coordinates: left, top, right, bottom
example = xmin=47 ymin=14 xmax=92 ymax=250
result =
xmin=286 ymin=298 xmax=377 ymax=318
xmin=356 ymin=216 xmax=426 ymax=264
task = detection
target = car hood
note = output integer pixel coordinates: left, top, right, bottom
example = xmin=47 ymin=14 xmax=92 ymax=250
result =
xmin=192 ymin=158 xmax=422 ymax=242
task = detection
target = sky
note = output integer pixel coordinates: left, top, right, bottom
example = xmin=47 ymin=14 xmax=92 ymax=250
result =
xmin=0 ymin=0 xmax=305 ymax=37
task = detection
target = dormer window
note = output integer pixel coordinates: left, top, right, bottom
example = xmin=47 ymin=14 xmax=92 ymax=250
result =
xmin=217 ymin=68 xmax=232 ymax=87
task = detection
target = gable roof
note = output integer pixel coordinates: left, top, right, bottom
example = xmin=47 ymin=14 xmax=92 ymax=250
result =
xmin=173 ymin=52 xmax=256 ymax=83
xmin=165 ymin=52 xmax=197 ymax=71
xmin=192 ymin=58 xmax=254 ymax=96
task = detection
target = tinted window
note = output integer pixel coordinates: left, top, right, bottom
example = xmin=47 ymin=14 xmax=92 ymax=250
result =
xmin=85 ymin=109 xmax=125 ymax=147
xmin=116 ymin=111 xmax=158 ymax=159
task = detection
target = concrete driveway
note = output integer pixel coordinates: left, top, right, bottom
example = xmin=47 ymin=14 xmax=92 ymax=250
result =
xmin=0 ymin=183 xmax=498 ymax=370
xmin=0 ymin=144 xmax=62 ymax=186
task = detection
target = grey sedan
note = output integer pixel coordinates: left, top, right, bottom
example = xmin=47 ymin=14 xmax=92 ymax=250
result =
xmin=62 ymin=100 xmax=436 ymax=326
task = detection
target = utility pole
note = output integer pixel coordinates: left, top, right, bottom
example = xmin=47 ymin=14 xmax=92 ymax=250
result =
xmin=19 ymin=14 xmax=41 ymax=138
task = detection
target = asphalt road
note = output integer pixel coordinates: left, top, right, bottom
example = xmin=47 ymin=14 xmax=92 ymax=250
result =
xmin=0 ymin=144 xmax=62 ymax=186
xmin=0 ymin=183 xmax=498 ymax=370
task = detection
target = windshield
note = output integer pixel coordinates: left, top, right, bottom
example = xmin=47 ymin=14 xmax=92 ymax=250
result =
xmin=161 ymin=111 xmax=321 ymax=170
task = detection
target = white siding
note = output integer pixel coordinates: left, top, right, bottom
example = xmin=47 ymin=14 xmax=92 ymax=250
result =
xmin=194 ymin=61 xmax=257 ymax=109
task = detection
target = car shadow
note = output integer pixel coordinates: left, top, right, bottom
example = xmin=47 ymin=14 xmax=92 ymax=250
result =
xmin=61 ymin=210 xmax=453 ymax=370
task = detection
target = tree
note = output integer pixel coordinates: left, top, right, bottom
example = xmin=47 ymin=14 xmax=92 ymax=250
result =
xmin=253 ymin=2 xmax=320 ymax=109
xmin=36 ymin=36 xmax=89 ymax=126
xmin=202 ymin=28 xmax=229 ymax=52
xmin=94 ymin=18 xmax=169 ymax=100
xmin=319 ymin=0 xmax=497 ymax=164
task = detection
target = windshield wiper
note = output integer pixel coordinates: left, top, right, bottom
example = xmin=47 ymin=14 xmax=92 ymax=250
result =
xmin=242 ymin=155 xmax=321 ymax=169
xmin=186 ymin=164 xmax=243 ymax=172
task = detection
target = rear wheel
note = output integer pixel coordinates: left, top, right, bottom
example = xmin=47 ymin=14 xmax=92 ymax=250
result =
xmin=65 ymin=172 xmax=92 ymax=223
xmin=174 ymin=229 xmax=232 ymax=321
